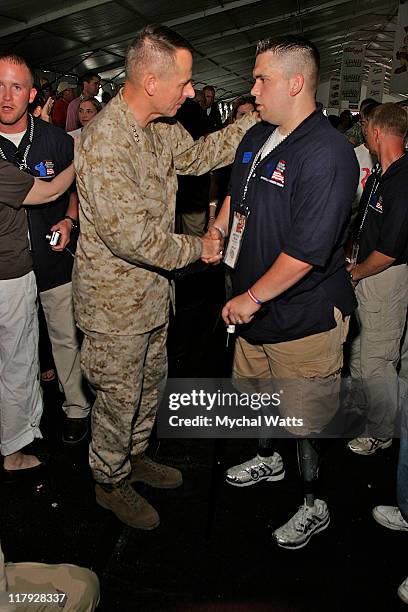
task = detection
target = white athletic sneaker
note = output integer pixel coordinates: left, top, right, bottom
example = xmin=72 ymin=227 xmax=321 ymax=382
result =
xmin=398 ymin=576 xmax=408 ymax=604
xmin=225 ymin=453 xmax=285 ymax=487
xmin=347 ymin=437 xmax=392 ymax=455
xmin=272 ymin=499 xmax=330 ymax=550
xmin=372 ymin=506 xmax=408 ymax=531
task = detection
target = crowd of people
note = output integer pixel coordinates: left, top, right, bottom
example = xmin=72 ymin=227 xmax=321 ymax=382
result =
xmin=1 ymin=24 xmax=408 ymax=609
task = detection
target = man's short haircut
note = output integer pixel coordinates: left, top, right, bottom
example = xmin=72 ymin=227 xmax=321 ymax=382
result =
xmin=203 ymin=85 xmax=215 ymax=93
xmin=0 ymin=53 xmax=34 ymax=86
xmin=255 ymin=35 xmax=320 ymax=91
xmin=370 ymin=103 xmax=408 ymax=139
xmin=360 ymin=97 xmax=377 ymax=111
xmin=79 ymin=71 xmax=100 ymax=87
xmin=125 ymin=24 xmax=193 ymax=81
xmin=360 ymin=100 xmax=380 ymax=121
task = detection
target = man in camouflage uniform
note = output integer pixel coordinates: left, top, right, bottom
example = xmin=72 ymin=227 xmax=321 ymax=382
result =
xmin=0 ymin=540 xmax=99 ymax=611
xmin=73 ymin=25 xmax=256 ymax=529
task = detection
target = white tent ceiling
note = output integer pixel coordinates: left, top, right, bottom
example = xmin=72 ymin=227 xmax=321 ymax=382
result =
xmin=0 ymin=0 xmax=401 ymax=99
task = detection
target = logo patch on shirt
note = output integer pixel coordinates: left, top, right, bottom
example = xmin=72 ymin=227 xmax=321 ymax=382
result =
xmin=260 ymin=159 xmax=286 ymax=187
xmin=370 ymin=195 xmax=383 ymax=213
xmin=34 ymin=160 xmax=55 ymax=177
xmin=242 ymin=151 xmax=253 ymax=164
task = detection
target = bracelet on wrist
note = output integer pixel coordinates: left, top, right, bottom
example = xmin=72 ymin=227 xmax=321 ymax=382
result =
xmin=247 ymin=288 xmax=264 ymax=305
xmin=64 ymin=215 xmax=78 ymax=230
xmin=212 ymin=224 xmax=226 ymax=239
xmin=209 ymin=202 xmax=218 ymax=208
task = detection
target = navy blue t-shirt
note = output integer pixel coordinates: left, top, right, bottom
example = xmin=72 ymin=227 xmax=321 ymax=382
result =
xmin=355 ymin=154 xmax=408 ymax=265
xmin=0 ymin=117 xmax=74 ymax=292
xmin=229 ymin=106 xmax=359 ymax=344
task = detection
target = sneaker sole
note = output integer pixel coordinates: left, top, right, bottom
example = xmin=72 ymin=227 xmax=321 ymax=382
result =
xmin=273 ymin=515 xmax=330 ymax=550
xmin=225 ymin=469 xmax=285 ymax=487
xmin=398 ymin=585 xmax=408 ymax=605
xmin=95 ymin=497 xmax=160 ymax=530
xmin=372 ymin=508 xmax=408 ymax=531
xmin=348 ymin=440 xmax=392 ymax=455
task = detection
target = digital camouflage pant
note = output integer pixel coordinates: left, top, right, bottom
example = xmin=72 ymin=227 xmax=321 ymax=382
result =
xmin=2 ymin=561 xmax=99 ymax=612
xmin=81 ymin=324 xmax=167 ymax=485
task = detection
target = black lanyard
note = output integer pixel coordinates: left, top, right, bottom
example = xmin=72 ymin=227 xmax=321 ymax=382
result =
xmin=355 ymin=170 xmax=380 ymax=244
xmin=239 ymin=128 xmax=289 ymax=214
xmin=0 ymin=114 xmax=34 ymax=174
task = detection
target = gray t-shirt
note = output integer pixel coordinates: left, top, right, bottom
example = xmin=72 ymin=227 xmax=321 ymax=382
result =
xmin=0 ymin=160 xmax=34 ymax=280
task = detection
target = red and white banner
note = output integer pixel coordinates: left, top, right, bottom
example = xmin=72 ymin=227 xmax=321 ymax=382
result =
xmin=340 ymin=43 xmax=366 ymax=104
xmin=390 ymin=0 xmax=408 ymax=94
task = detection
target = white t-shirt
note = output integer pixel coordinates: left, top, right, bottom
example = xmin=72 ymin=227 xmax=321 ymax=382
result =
xmin=354 ymin=143 xmax=376 ymax=202
xmin=260 ymin=128 xmax=287 ymax=160
xmin=0 ymin=130 xmax=25 ymax=147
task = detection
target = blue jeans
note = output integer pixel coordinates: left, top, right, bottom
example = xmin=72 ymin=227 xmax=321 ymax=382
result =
xmin=398 ymin=393 xmax=408 ymax=522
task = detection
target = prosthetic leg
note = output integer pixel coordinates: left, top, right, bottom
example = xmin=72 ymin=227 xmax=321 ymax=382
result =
xmin=298 ymin=438 xmax=320 ymax=507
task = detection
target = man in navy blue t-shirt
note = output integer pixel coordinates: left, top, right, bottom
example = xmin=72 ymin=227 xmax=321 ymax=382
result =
xmin=347 ymin=103 xmax=408 ymax=456
xmin=349 ymin=103 xmax=408 ymax=605
xmin=210 ymin=36 xmax=359 ymax=549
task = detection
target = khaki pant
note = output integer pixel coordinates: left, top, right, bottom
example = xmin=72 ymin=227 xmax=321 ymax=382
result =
xmin=40 ymin=282 xmax=90 ymax=419
xmin=181 ymin=211 xmax=206 ymax=237
xmin=350 ymin=264 xmax=408 ymax=438
xmin=233 ymin=308 xmax=349 ymax=436
xmin=2 ymin=562 xmax=99 ymax=612
xmin=81 ymin=324 xmax=167 ymax=485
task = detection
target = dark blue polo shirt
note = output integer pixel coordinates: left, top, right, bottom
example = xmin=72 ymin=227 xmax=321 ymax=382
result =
xmin=0 ymin=117 xmax=74 ymax=292
xmin=355 ymin=153 xmax=408 ymax=265
xmin=229 ymin=105 xmax=359 ymax=344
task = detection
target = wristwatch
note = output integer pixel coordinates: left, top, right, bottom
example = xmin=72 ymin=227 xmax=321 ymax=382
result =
xmin=64 ymin=215 xmax=78 ymax=230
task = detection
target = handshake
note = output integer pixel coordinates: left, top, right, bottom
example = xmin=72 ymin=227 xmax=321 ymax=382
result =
xmin=200 ymin=226 xmax=225 ymax=265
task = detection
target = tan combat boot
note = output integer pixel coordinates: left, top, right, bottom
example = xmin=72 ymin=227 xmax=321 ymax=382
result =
xmin=129 ymin=454 xmax=183 ymax=489
xmin=95 ymin=480 xmax=160 ymax=530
